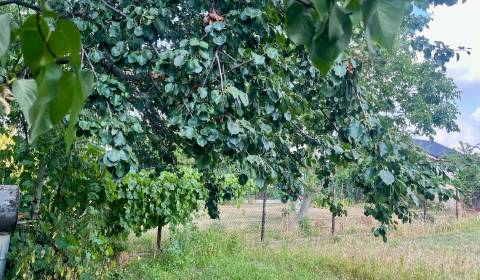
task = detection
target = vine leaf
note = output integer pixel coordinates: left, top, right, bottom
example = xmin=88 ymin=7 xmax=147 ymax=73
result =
xmin=12 ymin=79 xmax=37 ymax=124
xmin=0 ymin=14 xmax=10 ymax=57
xmin=285 ymin=1 xmax=315 ymax=45
xmin=65 ymin=70 xmax=94 ymax=152
xmin=363 ymin=0 xmax=409 ymax=50
xmin=309 ymin=4 xmax=352 ymax=74
xmin=379 ymin=169 xmax=395 ymax=185
xmin=29 ymin=64 xmax=63 ymax=143
xmin=19 ymin=15 xmax=51 ymax=73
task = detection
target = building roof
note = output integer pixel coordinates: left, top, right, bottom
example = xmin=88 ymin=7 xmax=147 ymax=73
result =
xmin=414 ymin=139 xmax=455 ymax=159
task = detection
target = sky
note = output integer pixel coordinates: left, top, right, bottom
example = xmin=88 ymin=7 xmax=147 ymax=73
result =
xmin=423 ymin=1 xmax=480 ymax=148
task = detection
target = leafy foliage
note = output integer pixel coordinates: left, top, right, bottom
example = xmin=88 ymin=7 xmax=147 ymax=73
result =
xmin=0 ymin=0 xmax=466 ymax=278
xmin=0 ymin=6 xmax=93 ymax=151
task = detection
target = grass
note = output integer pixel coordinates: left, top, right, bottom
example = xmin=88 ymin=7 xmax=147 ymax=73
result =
xmin=118 ymin=205 xmax=480 ymax=280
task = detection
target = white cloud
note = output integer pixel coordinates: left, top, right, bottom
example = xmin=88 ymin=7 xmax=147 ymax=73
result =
xmin=472 ymin=107 xmax=480 ymax=121
xmin=435 ymin=118 xmax=480 ymax=148
xmin=424 ymin=1 xmax=480 ymax=82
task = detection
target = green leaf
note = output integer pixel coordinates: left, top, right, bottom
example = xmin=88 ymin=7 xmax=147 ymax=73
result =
xmin=51 ymin=19 xmax=82 ymax=66
xmin=20 ymin=15 xmax=51 ymax=73
xmin=12 ymin=79 xmax=37 ymax=124
xmin=309 ymin=4 xmax=352 ymax=74
xmin=238 ymin=174 xmax=248 ymax=185
xmin=285 ymin=1 xmax=315 ymax=45
xmin=174 ymin=54 xmax=186 ymax=67
xmin=196 ymin=135 xmax=207 ymax=147
xmin=29 ymin=64 xmax=63 ymax=143
xmin=252 ymin=53 xmax=265 ymax=65
xmin=64 ymin=70 xmax=94 ymax=152
xmin=165 ymin=83 xmax=175 ymax=93
xmin=266 ymin=48 xmax=278 ymax=59
xmin=312 ymin=0 xmax=330 ymax=19
xmin=379 ymin=169 xmax=395 ymax=185
xmin=363 ymin=0 xmax=409 ymax=50
xmin=186 ymin=59 xmax=203 ymax=74
xmin=180 ymin=126 xmax=194 ymax=139
xmin=111 ymin=41 xmax=124 ymax=57
xmin=227 ymin=120 xmax=240 ymax=135
xmin=134 ymin=26 xmax=143 ymax=36
xmin=113 ymin=132 xmax=126 ymax=146
xmin=226 ymin=86 xmax=249 ymax=106
xmin=198 ymin=87 xmax=208 ymax=98
xmin=260 ymin=123 xmax=272 ymax=133
xmin=213 ymin=35 xmax=226 ymax=46
xmin=348 ymin=121 xmax=362 ymax=141
xmin=0 ymin=14 xmax=10 ymax=57
xmin=50 ymin=72 xmax=75 ymax=124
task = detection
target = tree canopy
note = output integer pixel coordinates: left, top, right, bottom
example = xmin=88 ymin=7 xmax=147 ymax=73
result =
xmin=0 ymin=0 xmax=467 ymax=278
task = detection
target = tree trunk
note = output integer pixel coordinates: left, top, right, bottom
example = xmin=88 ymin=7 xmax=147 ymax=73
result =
xmin=260 ymin=191 xmax=267 ymax=242
xmin=455 ymin=189 xmax=459 ymax=220
xmin=156 ymin=216 xmax=163 ymax=250
xmin=297 ymin=193 xmax=311 ymax=220
xmin=31 ymin=161 xmax=46 ymax=220
xmin=331 ymin=187 xmax=336 ymax=235
xmin=423 ymin=199 xmax=427 ymax=223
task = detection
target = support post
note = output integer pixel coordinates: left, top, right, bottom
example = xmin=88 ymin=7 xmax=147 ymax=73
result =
xmin=455 ymin=189 xmax=459 ymax=220
xmin=260 ymin=190 xmax=267 ymax=242
xmin=423 ymin=199 xmax=427 ymax=223
xmin=156 ymin=216 xmax=163 ymax=251
xmin=331 ymin=187 xmax=336 ymax=235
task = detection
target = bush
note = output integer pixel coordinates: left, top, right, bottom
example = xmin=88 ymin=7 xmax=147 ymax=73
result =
xmin=163 ymin=224 xmax=241 ymax=270
xmin=298 ymin=217 xmax=315 ymax=237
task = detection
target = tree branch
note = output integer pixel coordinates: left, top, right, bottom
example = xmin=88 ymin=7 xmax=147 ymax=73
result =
xmin=100 ymin=59 xmax=142 ymax=82
xmin=318 ymin=107 xmax=340 ymax=133
xmin=99 ymin=0 xmax=126 ymax=17
xmin=0 ymin=0 xmax=40 ymax=11
xmin=292 ymin=122 xmax=321 ymax=145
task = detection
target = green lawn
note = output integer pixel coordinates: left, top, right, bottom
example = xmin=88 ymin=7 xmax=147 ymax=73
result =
xmin=119 ymin=208 xmax=480 ymax=280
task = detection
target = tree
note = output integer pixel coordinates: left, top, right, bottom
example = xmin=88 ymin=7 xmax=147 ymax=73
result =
xmin=0 ymin=0 xmax=465 ymax=278
xmin=445 ymin=142 xmax=480 ymax=206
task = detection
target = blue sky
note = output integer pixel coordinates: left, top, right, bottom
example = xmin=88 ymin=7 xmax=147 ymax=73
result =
xmin=423 ymin=1 xmax=480 ymax=148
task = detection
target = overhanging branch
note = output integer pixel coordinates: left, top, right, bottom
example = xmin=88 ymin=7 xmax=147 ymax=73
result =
xmin=0 ymin=0 xmax=40 ymax=11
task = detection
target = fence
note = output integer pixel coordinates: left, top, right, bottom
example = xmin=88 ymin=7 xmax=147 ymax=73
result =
xmin=192 ymin=194 xmax=476 ymax=242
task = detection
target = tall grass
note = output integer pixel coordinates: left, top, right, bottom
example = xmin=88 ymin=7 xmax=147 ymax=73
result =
xmin=122 ymin=208 xmax=480 ymax=280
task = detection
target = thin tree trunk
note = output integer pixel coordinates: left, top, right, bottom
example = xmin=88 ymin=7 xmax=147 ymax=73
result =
xmin=455 ymin=189 xmax=459 ymax=220
xmin=260 ymin=190 xmax=267 ymax=242
xmin=31 ymin=161 xmax=46 ymax=220
xmin=297 ymin=193 xmax=311 ymax=220
xmin=157 ymin=216 xmax=163 ymax=250
xmin=423 ymin=199 xmax=427 ymax=223
xmin=331 ymin=187 xmax=336 ymax=235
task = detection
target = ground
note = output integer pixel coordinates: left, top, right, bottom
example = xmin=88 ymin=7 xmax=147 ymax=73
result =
xmin=119 ymin=203 xmax=480 ymax=280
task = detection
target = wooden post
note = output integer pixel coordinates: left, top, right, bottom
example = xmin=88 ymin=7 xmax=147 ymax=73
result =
xmin=331 ymin=187 xmax=336 ymax=235
xmin=260 ymin=190 xmax=267 ymax=242
xmin=455 ymin=189 xmax=459 ymax=220
xmin=156 ymin=216 xmax=163 ymax=250
xmin=423 ymin=199 xmax=427 ymax=223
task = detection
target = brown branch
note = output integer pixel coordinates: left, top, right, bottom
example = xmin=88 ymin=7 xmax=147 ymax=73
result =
xmin=318 ymin=107 xmax=340 ymax=133
xmin=292 ymin=122 xmax=321 ymax=145
xmin=100 ymin=59 xmax=142 ymax=82
xmin=0 ymin=0 xmax=40 ymax=11
xmin=352 ymin=85 xmax=371 ymax=128
xmin=215 ymin=51 xmax=224 ymax=93
xmin=224 ymin=59 xmax=254 ymax=74
xmin=99 ymin=0 xmax=126 ymax=17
